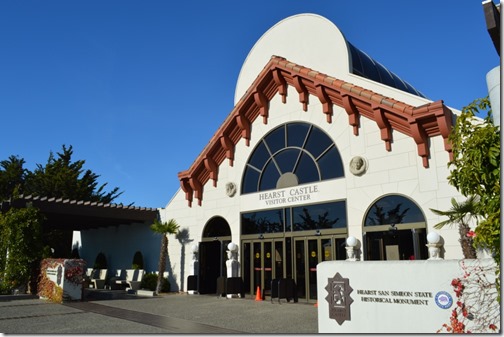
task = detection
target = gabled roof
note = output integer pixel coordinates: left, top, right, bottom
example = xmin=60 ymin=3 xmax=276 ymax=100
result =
xmin=178 ymin=56 xmax=454 ymax=207
xmin=3 ymin=195 xmax=158 ymax=230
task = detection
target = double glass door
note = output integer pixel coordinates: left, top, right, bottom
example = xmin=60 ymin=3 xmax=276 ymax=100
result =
xmin=242 ymin=236 xmax=345 ymax=302
xmin=294 ymin=237 xmax=339 ymax=301
xmin=242 ymin=240 xmax=284 ymax=296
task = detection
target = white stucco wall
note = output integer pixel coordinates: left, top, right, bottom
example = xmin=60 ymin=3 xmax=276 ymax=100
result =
xmin=161 ymin=82 xmax=465 ymax=290
xmin=79 ymin=223 xmax=166 ymax=283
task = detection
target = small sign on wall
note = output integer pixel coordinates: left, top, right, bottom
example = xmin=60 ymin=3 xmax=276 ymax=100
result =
xmin=385 ymin=245 xmax=399 ymax=260
xmin=45 ymin=263 xmax=63 ymax=286
xmin=38 ymin=258 xmax=86 ymax=303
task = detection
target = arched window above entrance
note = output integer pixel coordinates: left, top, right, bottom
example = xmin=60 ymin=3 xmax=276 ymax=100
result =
xmin=364 ymin=194 xmax=426 ymax=228
xmin=241 ymin=122 xmax=344 ymax=194
xmin=363 ymin=195 xmax=428 ymax=261
xmin=202 ymin=216 xmax=231 ymax=238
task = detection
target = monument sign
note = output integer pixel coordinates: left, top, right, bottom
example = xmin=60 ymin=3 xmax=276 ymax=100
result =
xmin=317 ymin=259 xmax=499 ymax=333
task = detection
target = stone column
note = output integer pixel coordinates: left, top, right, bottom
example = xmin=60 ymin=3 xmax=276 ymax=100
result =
xmin=426 ymin=232 xmax=443 ymax=260
xmin=345 ymin=236 xmax=360 ymax=261
xmin=226 ymin=242 xmax=241 ymax=298
xmin=226 ymin=242 xmax=240 ymax=278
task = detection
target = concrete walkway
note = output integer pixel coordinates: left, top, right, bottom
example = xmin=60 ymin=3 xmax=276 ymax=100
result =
xmin=0 ymin=293 xmax=318 ymax=334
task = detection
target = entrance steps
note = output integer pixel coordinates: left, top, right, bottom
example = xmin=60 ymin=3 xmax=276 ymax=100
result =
xmin=82 ymin=288 xmax=157 ymax=301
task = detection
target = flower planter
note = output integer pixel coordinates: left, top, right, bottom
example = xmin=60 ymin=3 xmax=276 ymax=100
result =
xmin=38 ymin=258 xmax=86 ymax=303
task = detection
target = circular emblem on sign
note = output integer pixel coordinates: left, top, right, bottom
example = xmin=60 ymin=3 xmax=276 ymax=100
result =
xmin=255 ymin=253 xmax=260 ymax=259
xmin=325 ymin=250 xmax=330 ymax=258
xmin=311 ymin=251 xmax=316 ymax=258
xmin=435 ymin=291 xmax=453 ymax=309
xmin=266 ymin=252 xmax=271 ymax=259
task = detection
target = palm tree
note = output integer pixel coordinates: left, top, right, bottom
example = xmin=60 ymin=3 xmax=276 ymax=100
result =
xmin=150 ymin=218 xmax=180 ymax=294
xmin=430 ymin=195 xmax=480 ymax=259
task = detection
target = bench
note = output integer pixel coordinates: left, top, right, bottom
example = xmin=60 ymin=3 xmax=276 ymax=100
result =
xmin=87 ymin=269 xmax=108 ymax=289
xmin=114 ymin=269 xmax=145 ymax=290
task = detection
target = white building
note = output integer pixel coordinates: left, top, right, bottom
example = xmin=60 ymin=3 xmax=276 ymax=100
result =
xmin=82 ymin=13 xmax=467 ymax=302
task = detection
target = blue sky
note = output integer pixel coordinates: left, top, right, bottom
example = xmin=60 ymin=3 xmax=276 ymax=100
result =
xmin=0 ymin=1 xmax=499 ymax=208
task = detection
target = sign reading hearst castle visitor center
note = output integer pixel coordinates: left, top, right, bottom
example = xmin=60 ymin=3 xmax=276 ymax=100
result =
xmin=257 ymin=185 xmax=319 ymax=206
xmin=317 ymin=259 xmax=499 ymax=333
xmin=241 ymin=182 xmax=337 ymax=211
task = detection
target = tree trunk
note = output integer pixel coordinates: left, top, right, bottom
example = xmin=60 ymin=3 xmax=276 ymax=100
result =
xmin=459 ymin=223 xmax=477 ymax=259
xmin=156 ymin=235 xmax=168 ymax=294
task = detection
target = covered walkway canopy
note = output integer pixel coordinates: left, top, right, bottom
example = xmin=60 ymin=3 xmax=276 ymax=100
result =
xmin=1 ymin=195 xmax=159 ymax=231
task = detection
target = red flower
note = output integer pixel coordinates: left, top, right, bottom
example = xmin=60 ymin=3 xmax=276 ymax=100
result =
xmin=466 ymin=230 xmax=476 ymax=238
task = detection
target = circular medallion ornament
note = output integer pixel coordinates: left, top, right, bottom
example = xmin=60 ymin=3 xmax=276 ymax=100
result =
xmin=349 ymin=156 xmax=367 ymax=176
xmin=225 ymin=182 xmax=237 ymax=197
xmin=435 ymin=291 xmax=453 ymax=309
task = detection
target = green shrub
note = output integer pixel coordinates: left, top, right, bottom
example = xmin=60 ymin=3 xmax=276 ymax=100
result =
xmin=70 ymin=247 xmax=80 ymax=259
xmin=0 ymin=283 xmax=12 ymax=295
xmin=93 ymin=252 xmax=107 ymax=269
xmin=0 ymin=207 xmax=44 ymax=294
xmin=132 ymin=251 xmax=143 ymax=269
xmin=141 ymin=273 xmax=170 ymax=292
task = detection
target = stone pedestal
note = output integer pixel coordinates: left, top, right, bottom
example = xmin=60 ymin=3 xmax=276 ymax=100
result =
xmin=187 ymin=275 xmax=198 ymax=295
xmin=225 ymin=242 xmax=241 ymax=298
xmin=426 ymin=243 xmax=443 ymax=260
xmin=426 ymin=232 xmax=443 ymax=260
xmin=345 ymin=236 xmax=360 ymax=261
xmin=188 ymin=244 xmax=199 ymax=294
xmin=346 ymin=246 xmax=358 ymax=261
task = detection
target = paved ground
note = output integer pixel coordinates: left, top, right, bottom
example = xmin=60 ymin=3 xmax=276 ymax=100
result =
xmin=0 ymin=292 xmax=318 ymax=334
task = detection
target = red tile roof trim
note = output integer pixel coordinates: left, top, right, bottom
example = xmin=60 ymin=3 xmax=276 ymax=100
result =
xmin=178 ymin=56 xmax=454 ymax=207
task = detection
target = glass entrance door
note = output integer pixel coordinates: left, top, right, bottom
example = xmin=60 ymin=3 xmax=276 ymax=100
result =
xmin=242 ymin=239 xmax=284 ymax=297
xmin=243 ymin=236 xmax=345 ymax=300
xmin=364 ymin=229 xmax=428 ymax=260
xmin=294 ymin=237 xmax=341 ymax=302
xmin=253 ymin=241 xmax=271 ymax=295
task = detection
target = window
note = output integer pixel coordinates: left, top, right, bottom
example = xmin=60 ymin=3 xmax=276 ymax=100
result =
xmin=364 ymin=195 xmax=425 ymax=227
xmin=202 ymin=216 xmax=232 ymax=237
xmin=241 ymin=201 xmax=347 ymax=234
xmin=242 ymin=122 xmax=344 ymax=194
xmin=241 ymin=209 xmax=285 ymax=235
xmin=292 ymin=201 xmax=347 ymax=231
xmin=363 ymin=195 xmax=428 ymax=261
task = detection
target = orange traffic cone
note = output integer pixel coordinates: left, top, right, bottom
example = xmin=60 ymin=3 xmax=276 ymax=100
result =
xmin=255 ymin=286 xmax=262 ymax=301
